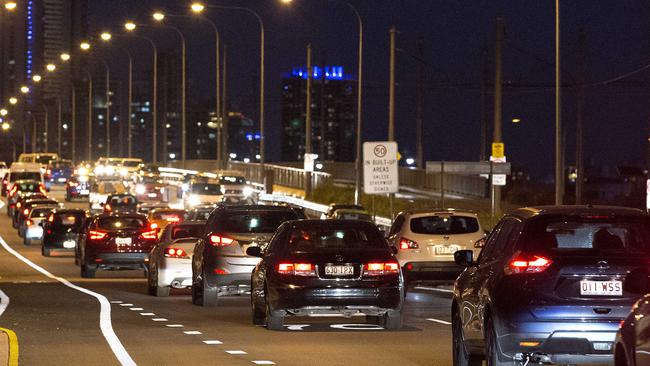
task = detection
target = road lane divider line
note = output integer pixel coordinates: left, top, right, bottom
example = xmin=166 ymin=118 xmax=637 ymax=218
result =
xmin=152 ymin=318 xmax=168 ymax=322
xmin=226 ymin=350 xmax=247 ymax=355
xmin=129 ymin=308 xmax=144 ymax=311
xmin=202 ymin=340 xmax=223 ymax=345
xmin=0 ymin=236 xmax=137 ymax=366
xmin=0 ymin=327 xmax=18 ymax=366
xmin=414 ymin=286 xmax=454 ymax=293
xmin=184 ymin=331 xmax=202 ymax=335
xmin=119 ymin=303 xmax=134 ymax=307
xmin=110 ymin=301 xmax=123 ymax=304
xmin=165 ymin=324 xmax=183 ymax=328
xmin=426 ymin=318 xmax=452 ymax=325
xmin=139 ymin=313 xmax=155 ymax=316
xmin=252 ymin=361 xmax=275 ymax=365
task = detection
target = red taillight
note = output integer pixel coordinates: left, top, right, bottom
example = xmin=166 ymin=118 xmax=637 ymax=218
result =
xmin=39 ymin=185 xmax=46 ymax=194
xmin=47 ymin=214 xmax=54 ymax=222
xmin=26 ymin=219 xmax=33 ymax=226
xmin=363 ymin=261 xmax=400 ymax=276
xmin=165 ymin=216 xmax=181 ymax=223
xmin=214 ymin=268 xmax=228 ymax=275
xmin=399 ymin=237 xmax=418 ymax=249
xmin=506 ymin=254 xmax=553 ymax=275
xmin=88 ymin=230 xmax=108 ymax=241
xmin=23 ymin=208 xmax=30 ymax=216
xmin=16 ymin=202 xmax=21 ymax=208
xmin=140 ymin=230 xmax=158 ymax=240
xmin=164 ymin=247 xmax=187 ymax=258
xmin=276 ymin=262 xmax=316 ymax=276
xmin=104 ymin=204 xmax=112 ymax=212
xmin=209 ymin=235 xmax=235 ymax=246
xmin=9 ymin=186 xmax=17 ymax=196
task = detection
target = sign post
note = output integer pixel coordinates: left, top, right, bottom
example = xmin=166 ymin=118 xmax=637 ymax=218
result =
xmin=363 ymin=142 xmax=399 ymax=195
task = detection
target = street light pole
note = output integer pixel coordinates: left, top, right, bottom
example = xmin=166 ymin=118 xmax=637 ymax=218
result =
xmin=554 ymin=0 xmax=564 ymax=205
xmin=99 ymin=59 xmax=110 ymax=158
xmin=57 ymin=97 xmax=62 ymax=156
xmin=84 ymin=69 xmax=93 ymax=161
xmin=70 ymin=81 xmax=76 ymax=162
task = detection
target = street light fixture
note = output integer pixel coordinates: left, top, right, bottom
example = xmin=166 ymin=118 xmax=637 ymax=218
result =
xmin=46 ymin=63 xmax=56 ymax=72
xmin=4 ymin=2 xmax=16 ymax=11
xmin=2 ymin=122 xmax=10 ymax=131
xmin=60 ymin=53 xmax=71 ymax=61
xmin=279 ymin=0 xmax=293 ymax=4
xmin=190 ymin=2 xmax=205 ymax=13
xmin=20 ymin=86 xmax=29 ymax=94
xmin=9 ymin=97 xmax=17 ymax=105
xmin=124 ymin=22 xmax=136 ymax=31
xmin=33 ymin=74 xmax=42 ymax=82
xmin=100 ymin=32 xmax=112 ymax=41
xmin=153 ymin=12 xmax=165 ymax=21
xmin=0 ymin=109 xmax=7 ymax=116
xmin=80 ymin=42 xmax=91 ymax=51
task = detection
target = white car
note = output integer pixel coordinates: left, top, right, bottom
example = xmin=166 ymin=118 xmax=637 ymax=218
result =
xmin=119 ymin=158 xmax=144 ymax=180
xmin=183 ymin=181 xmax=223 ymax=209
xmin=147 ymin=221 xmax=205 ymax=297
xmin=89 ymin=181 xmax=128 ymax=212
xmin=386 ymin=209 xmax=486 ymax=285
xmin=23 ymin=206 xmax=56 ymax=246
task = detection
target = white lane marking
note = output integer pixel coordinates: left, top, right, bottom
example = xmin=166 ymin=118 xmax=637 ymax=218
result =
xmin=165 ymin=324 xmax=183 ymax=328
xmin=414 ymin=286 xmax=454 ymax=293
xmin=119 ymin=303 xmax=134 ymax=307
xmin=184 ymin=331 xmax=202 ymax=335
xmin=0 ymin=289 xmax=9 ymax=317
xmin=226 ymin=350 xmax=247 ymax=355
xmin=252 ymin=361 xmax=275 ymax=365
xmin=129 ymin=308 xmax=144 ymax=311
xmin=140 ymin=313 xmax=155 ymax=316
xmin=203 ymin=340 xmax=223 ymax=345
xmin=0 ymin=235 xmax=137 ymax=366
xmin=152 ymin=318 xmax=168 ymax=322
xmin=427 ymin=318 xmax=452 ymax=325
xmin=110 ymin=301 xmax=123 ymax=304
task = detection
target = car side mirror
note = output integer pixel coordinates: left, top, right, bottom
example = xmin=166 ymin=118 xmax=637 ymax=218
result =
xmin=246 ymin=246 xmax=262 ymax=257
xmin=390 ymin=246 xmax=398 ymax=255
xmin=454 ymin=250 xmax=475 ymax=267
xmin=474 ymin=237 xmax=486 ymax=248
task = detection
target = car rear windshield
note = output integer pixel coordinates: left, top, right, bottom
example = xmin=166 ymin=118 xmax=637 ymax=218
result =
xmin=410 ymin=215 xmax=479 ymax=235
xmin=172 ymin=225 xmax=204 ymax=239
xmin=287 ymin=226 xmax=386 ymax=252
xmin=335 ymin=212 xmax=372 ymax=221
xmin=37 ymin=155 xmax=56 ymax=164
xmin=98 ymin=217 xmax=146 ymax=230
xmin=12 ymin=172 xmax=41 ymax=182
xmin=219 ymin=176 xmax=246 ymax=185
xmin=191 ymin=209 xmax=213 ymax=221
xmin=31 ymin=208 xmax=53 ymax=218
xmin=122 ymin=161 xmax=141 ymax=167
xmin=17 ymin=182 xmax=40 ymax=192
xmin=53 ymin=213 xmax=85 ymax=231
xmin=217 ymin=211 xmax=297 ymax=233
xmin=191 ymin=183 xmax=221 ymax=195
xmin=153 ymin=210 xmax=185 ymax=220
xmin=523 ymin=216 xmax=650 ymax=255
xmin=52 ymin=162 xmax=72 ymax=169
xmin=109 ymin=196 xmax=136 ymax=206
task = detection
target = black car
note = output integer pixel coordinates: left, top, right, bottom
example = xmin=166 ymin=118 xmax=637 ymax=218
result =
xmin=615 ymin=293 xmax=650 ymax=366
xmin=13 ymin=198 xmax=59 ymax=228
xmin=247 ymin=219 xmax=404 ymax=330
xmin=42 ymin=209 xmax=88 ymax=257
xmin=77 ymin=213 xmax=157 ymax=278
xmin=452 ymin=206 xmax=650 ymax=366
xmin=191 ymin=205 xmax=300 ymax=306
xmin=65 ymin=176 xmax=91 ymax=201
xmin=185 ymin=204 xmax=217 ymax=221
xmin=104 ymin=194 xmax=138 ymax=214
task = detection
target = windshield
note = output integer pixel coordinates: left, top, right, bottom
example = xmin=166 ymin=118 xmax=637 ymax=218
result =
xmin=410 ymin=215 xmax=479 ymax=235
xmin=335 ymin=212 xmax=372 ymax=221
xmin=108 ymin=196 xmax=137 ymax=206
xmin=52 ymin=162 xmax=72 ymax=169
xmin=98 ymin=217 xmax=146 ymax=230
xmin=217 ymin=211 xmax=297 ymax=233
xmin=12 ymin=172 xmax=41 ymax=182
xmin=523 ymin=216 xmax=650 ymax=255
xmin=191 ymin=183 xmax=221 ymax=195
xmin=287 ymin=226 xmax=386 ymax=252
xmin=31 ymin=208 xmax=53 ymax=218
xmin=171 ymin=225 xmax=204 ymax=239
xmin=122 ymin=161 xmax=141 ymax=167
xmin=219 ymin=176 xmax=246 ymax=185
xmin=190 ymin=208 xmax=213 ymax=221
xmin=152 ymin=210 xmax=185 ymax=221
xmin=52 ymin=213 xmax=85 ymax=232
xmin=37 ymin=155 xmax=56 ymax=164
xmin=17 ymin=182 xmax=41 ymax=192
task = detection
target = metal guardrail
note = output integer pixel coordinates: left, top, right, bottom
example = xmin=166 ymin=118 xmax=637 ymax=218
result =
xmin=228 ymin=161 xmax=333 ymax=193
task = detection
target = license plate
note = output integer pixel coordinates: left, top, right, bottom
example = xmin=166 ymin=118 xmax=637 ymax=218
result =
xmin=147 ymin=193 xmax=158 ymax=198
xmin=80 ymin=189 xmax=89 ymax=195
xmin=580 ymin=280 xmax=622 ymax=296
xmin=115 ymin=237 xmax=132 ymax=245
xmin=325 ymin=265 xmax=354 ymax=276
xmin=434 ymin=245 xmax=460 ymax=255
xmin=58 ymin=178 xmax=67 ymax=182
xmin=63 ymin=240 xmax=76 ymax=248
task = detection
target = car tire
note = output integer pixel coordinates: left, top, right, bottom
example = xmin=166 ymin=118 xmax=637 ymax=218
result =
xmin=383 ymin=311 xmax=403 ymax=330
xmin=485 ymin=316 xmax=513 ymax=366
xmin=148 ymin=264 xmax=170 ymax=297
xmin=453 ymin=308 xmax=482 ymax=366
xmin=42 ymin=246 xmax=51 ymax=257
xmin=24 ymin=237 xmax=31 ymax=246
xmin=251 ymin=291 xmax=266 ymax=326
xmin=265 ymin=302 xmax=283 ymax=331
xmin=192 ymin=273 xmax=217 ymax=306
xmin=81 ymin=257 xmax=97 ymax=278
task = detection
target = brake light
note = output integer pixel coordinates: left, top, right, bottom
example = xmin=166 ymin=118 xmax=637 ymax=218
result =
xmin=399 ymin=237 xmax=418 ymax=249
xmin=26 ymin=219 xmax=33 ymax=226
xmin=47 ymin=214 xmax=54 ymax=222
xmin=209 ymin=235 xmax=235 ymax=246
xmin=140 ymin=230 xmax=158 ymax=240
xmin=164 ymin=247 xmax=187 ymax=258
xmin=23 ymin=208 xmax=30 ymax=216
xmin=16 ymin=202 xmax=21 ymax=208
xmin=165 ymin=216 xmax=181 ymax=223
xmin=363 ymin=261 xmax=400 ymax=276
xmin=9 ymin=186 xmax=17 ymax=196
xmin=506 ymin=254 xmax=553 ymax=275
xmin=104 ymin=204 xmax=112 ymax=212
xmin=276 ymin=262 xmax=316 ymax=276
xmin=88 ymin=230 xmax=108 ymax=240
xmin=39 ymin=184 xmax=46 ymax=194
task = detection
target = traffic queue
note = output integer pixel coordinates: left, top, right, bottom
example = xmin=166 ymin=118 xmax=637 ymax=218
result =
xmin=3 ymin=153 xmax=650 ymax=366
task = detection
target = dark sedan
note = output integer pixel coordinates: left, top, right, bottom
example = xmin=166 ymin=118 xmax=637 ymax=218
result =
xmin=77 ymin=213 xmax=157 ymax=278
xmin=615 ymin=293 xmax=650 ymax=366
xmin=42 ymin=209 xmax=88 ymax=257
xmin=104 ymin=194 xmax=138 ymax=214
xmin=248 ymin=220 xmax=404 ymax=330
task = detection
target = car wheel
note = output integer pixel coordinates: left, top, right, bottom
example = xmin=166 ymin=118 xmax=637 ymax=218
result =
xmin=24 ymin=237 xmax=31 ymax=246
xmin=383 ymin=310 xmax=403 ymax=330
xmin=80 ymin=257 xmax=97 ymax=278
xmin=192 ymin=273 xmax=217 ymax=306
xmin=148 ymin=263 xmax=170 ymax=297
xmin=251 ymin=288 xmax=266 ymax=326
xmin=453 ymin=308 xmax=482 ymax=366
xmin=485 ymin=316 xmax=513 ymax=366
xmin=265 ymin=301 xmax=283 ymax=330
xmin=42 ymin=246 xmax=51 ymax=257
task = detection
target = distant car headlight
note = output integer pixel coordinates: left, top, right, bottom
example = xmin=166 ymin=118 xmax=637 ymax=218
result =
xmin=188 ymin=195 xmax=201 ymax=207
xmin=94 ymin=165 xmax=105 ymax=175
xmin=181 ymin=183 xmax=189 ymax=192
xmin=120 ymin=168 xmax=129 ymax=177
xmin=78 ymin=167 xmax=89 ymax=176
xmin=135 ymin=184 xmax=146 ymax=195
xmin=105 ymin=165 xmax=115 ymax=175
xmin=220 ymin=186 xmax=226 ymax=194
xmin=243 ymin=186 xmax=254 ymax=197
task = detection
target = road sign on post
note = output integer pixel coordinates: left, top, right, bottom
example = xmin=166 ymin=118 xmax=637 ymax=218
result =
xmin=363 ymin=142 xmax=399 ymax=194
xmin=492 ymin=142 xmax=504 ymax=158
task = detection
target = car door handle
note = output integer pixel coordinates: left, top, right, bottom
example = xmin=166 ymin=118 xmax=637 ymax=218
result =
xmin=593 ymin=308 xmax=611 ymax=315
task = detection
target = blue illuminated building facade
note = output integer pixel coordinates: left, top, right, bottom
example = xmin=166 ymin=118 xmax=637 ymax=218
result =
xmin=281 ymin=65 xmax=356 ymax=162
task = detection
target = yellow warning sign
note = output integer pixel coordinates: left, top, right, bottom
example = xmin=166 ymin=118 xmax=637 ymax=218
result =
xmin=492 ymin=142 xmax=505 ymax=159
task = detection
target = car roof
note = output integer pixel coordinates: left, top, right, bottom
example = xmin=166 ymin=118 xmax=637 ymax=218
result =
xmin=288 ymin=219 xmax=379 ymax=230
xmin=399 ymin=208 xmax=478 ymax=216
xmin=508 ymin=205 xmax=646 ymax=220
xmin=96 ymin=213 xmax=147 ymax=219
xmin=170 ymin=220 xmax=205 ymax=227
xmin=217 ymin=204 xmax=296 ymax=212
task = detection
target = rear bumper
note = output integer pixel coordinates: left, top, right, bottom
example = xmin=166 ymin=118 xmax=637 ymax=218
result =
xmin=402 ymin=261 xmax=464 ymax=282
xmin=92 ymin=252 xmax=149 ymax=268
xmin=25 ymin=226 xmax=43 ymax=240
xmin=43 ymin=236 xmax=77 ymax=250
xmin=204 ymin=272 xmax=251 ymax=288
xmin=159 ymin=258 xmax=192 ymax=287
xmin=268 ymin=285 xmax=403 ymax=315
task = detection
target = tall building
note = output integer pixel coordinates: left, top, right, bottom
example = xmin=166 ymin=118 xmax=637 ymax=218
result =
xmin=158 ymin=51 xmax=181 ymax=163
xmin=281 ymin=66 xmax=355 ymax=162
xmin=226 ymin=109 xmax=260 ymax=163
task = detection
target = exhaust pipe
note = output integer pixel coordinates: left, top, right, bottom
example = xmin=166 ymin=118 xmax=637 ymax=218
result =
xmin=171 ymin=280 xmax=183 ymax=289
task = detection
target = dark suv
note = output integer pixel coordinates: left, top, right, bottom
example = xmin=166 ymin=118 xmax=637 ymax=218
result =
xmin=452 ymin=206 xmax=650 ymax=366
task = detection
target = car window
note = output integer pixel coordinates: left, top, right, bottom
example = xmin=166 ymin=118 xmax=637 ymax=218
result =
xmin=153 ymin=210 xmax=185 ymax=221
xmin=485 ymin=218 xmax=520 ymax=262
xmin=477 ymin=221 xmax=504 ymax=265
xmin=52 ymin=213 xmax=86 ymax=232
xmin=410 ymin=215 xmax=479 ymax=235
xmin=172 ymin=225 xmax=204 ymax=239
xmin=108 ymin=196 xmax=136 ymax=206
xmin=17 ymin=182 xmax=41 ymax=192
xmin=192 ymin=209 xmax=212 ymax=221
xmin=31 ymin=208 xmax=53 ymax=218
xmin=522 ymin=215 xmax=650 ymax=256
xmin=388 ymin=215 xmax=405 ymax=237
xmin=191 ymin=183 xmax=221 ymax=195
xmin=285 ymin=226 xmax=386 ymax=252
xmin=98 ymin=217 xmax=146 ymax=230
xmin=215 ymin=211 xmax=298 ymax=233
xmin=11 ymin=172 xmax=41 ymax=181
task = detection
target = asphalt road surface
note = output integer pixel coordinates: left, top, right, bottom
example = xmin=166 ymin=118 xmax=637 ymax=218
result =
xmin=0 ymin=186 xmax=454 ymax=365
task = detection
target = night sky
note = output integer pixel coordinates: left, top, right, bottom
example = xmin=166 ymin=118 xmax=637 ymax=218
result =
xmin=90 ymin=0 xmax=650 ymax=179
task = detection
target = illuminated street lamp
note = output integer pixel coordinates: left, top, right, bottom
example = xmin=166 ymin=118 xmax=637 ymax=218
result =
xmin=1 ymin=122 xmax=10 ymax=131
xmin=153 ymin=12 xmax=165 ymax=21
xmin=4 ymin=2 xmax=17 ymax=11
xmin=0 ymin=109 xmax=7 ymax=116
xmin=46 ymin=63 xmax=56 ymax=72
xmin=20 ymin=86 xmax=29 ymax=94
xmin=9 ymin=97 xmax=17 ymax=105
xmin=124 ymin=22 xmax=136 ymax=31
xmin=279 ymin=0 xmax=293 ymax=4
xmin=100 ymin=32 xmax=112 ymax=41
xmin=32 ymin=74 xmax=42 ymax=82
xmin=80 ymin=42 xmax=91 ymax=51
xmin=60 ymin=53 xmax=71 ymax=61
xmin=190 ymin=2 xmax=205 ymax=13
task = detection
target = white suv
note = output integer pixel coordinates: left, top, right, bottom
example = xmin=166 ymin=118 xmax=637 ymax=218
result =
xmin=386 ymin=209 xmax=485 ymax=285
